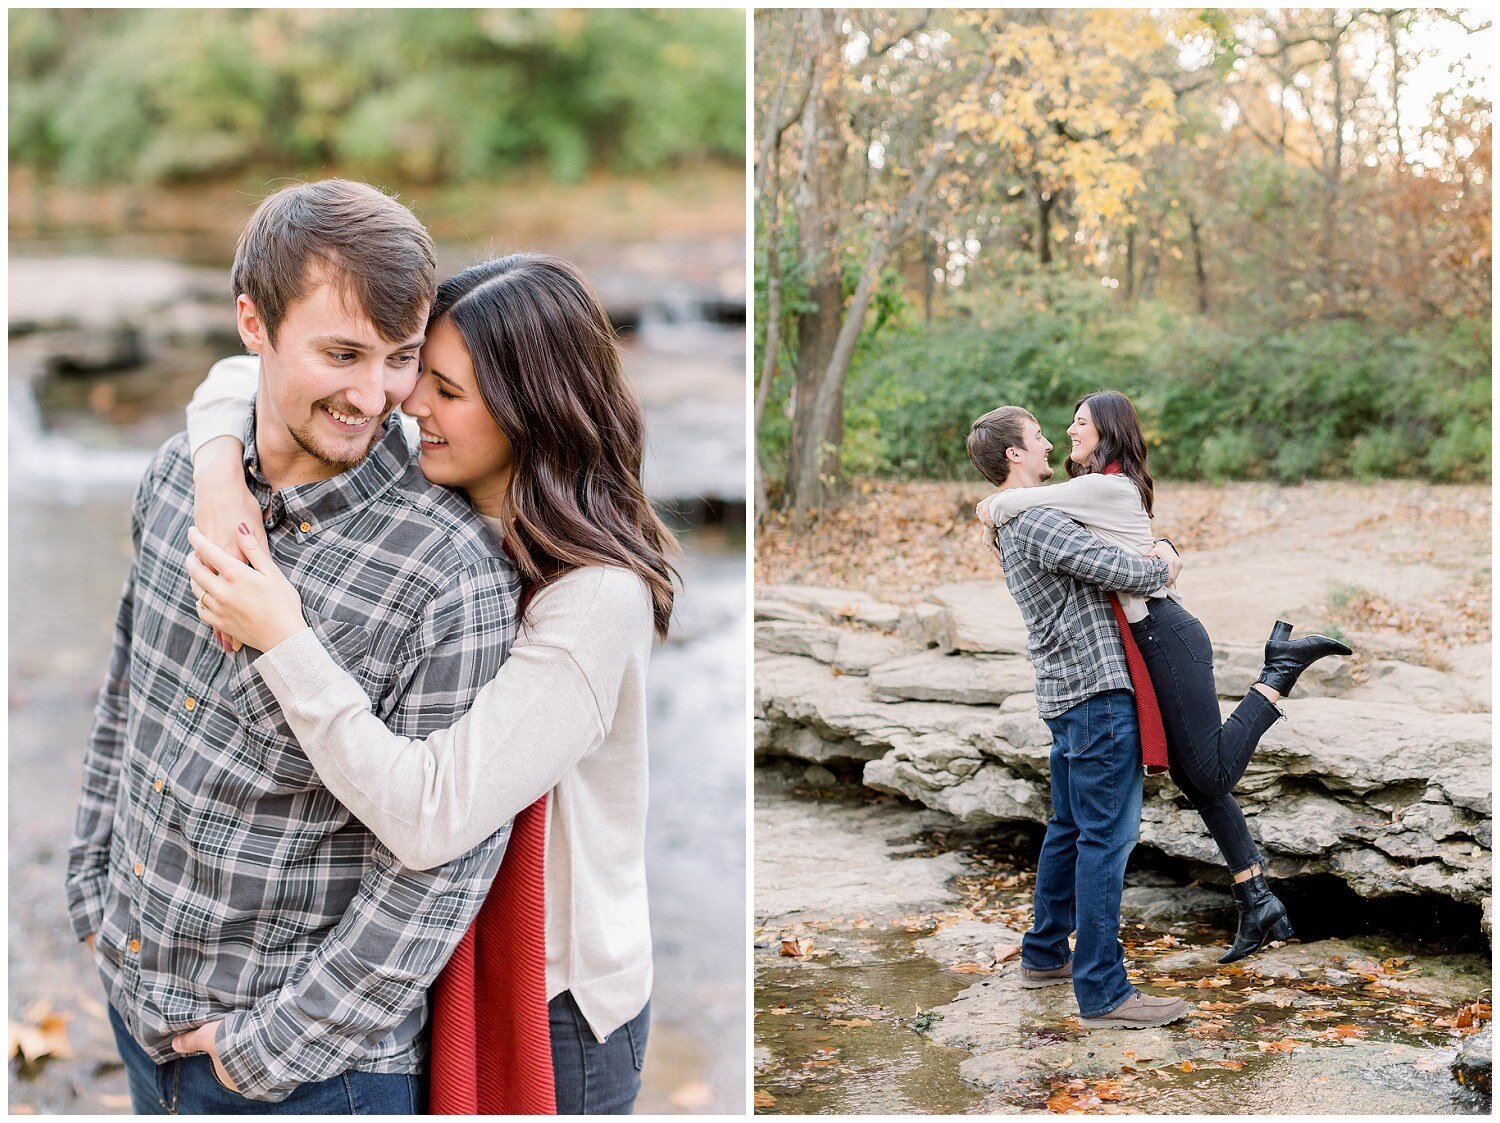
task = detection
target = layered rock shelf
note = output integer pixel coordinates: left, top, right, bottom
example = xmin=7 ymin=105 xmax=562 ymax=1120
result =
xmin=756 ymin=583 xmax=1492 ymax=921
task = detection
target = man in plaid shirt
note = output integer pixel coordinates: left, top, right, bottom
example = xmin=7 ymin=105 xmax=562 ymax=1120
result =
xmin=967 ymin=406 xmax=1190 ymax=1031
xmin=66 ymin=181 xmax=520 ymax=1110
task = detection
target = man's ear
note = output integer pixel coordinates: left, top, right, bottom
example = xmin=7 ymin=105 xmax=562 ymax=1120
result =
xmin=235 ymin=295 xmax=269 ymax=355
xmin=1006 ymin=444 xmax=1024 ymax=463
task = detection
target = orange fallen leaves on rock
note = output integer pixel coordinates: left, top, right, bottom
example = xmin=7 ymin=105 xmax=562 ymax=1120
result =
xmin=830 ymin=1017 xmax=874 ymax=1027
xmin=1217 ymin=1059 xmax=1246 ymax=1071
xmin=780 ymin=936 xmax=815 ymax=958
xmin=1319 ymin=1024 xmax=1367 ymax=1042
xmin=1254 ymin=1039 xmax=1300 ymax=1054
xmin=951 ymin=962 xmax=995 ymax=974
xmin=1176 ymin=1060 xmax=1194 ymax=1072
xmin=753 ymin=1089 xmax=776 ymax=1109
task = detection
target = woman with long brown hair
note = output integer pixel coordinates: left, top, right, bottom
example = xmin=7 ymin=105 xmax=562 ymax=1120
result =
xmin=978 ymin=390 xmax=1351 ymax=963
xmin=180 ymin=253 xmax=676 ymax=1114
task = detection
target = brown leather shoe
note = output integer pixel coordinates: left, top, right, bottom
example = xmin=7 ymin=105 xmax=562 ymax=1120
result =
xmin=1079 ymin=989 xmax=1189 ymax=1029
xmin=1018 ymin=959 xmax=1072 ymax=988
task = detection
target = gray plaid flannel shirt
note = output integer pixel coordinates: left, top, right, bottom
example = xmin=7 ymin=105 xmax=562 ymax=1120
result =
xmin=996 ymin=506 xmax=1170 ymax=720
xmin=66 ymin=413 xmax=520 ymax=1101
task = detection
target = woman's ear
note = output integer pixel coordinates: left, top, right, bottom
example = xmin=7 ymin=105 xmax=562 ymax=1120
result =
xmin=235 ymin=295 xmax=268 ymax=355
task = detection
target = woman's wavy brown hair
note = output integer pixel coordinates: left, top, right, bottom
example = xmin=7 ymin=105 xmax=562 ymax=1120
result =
xmin=1066 ymin=390 xmax=1156 ymax=517
xmin=431 ymin=254 xmax=678 ymax=638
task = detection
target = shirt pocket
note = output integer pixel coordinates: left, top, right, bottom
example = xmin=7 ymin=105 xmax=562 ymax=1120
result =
xmin=226 ymin=619 xmax=374 ymax=792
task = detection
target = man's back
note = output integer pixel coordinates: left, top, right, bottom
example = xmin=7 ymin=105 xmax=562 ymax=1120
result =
xmin=997 ymin=505 xmax=1167 ymax=719
xmin=68 ymin=417 xmax=520 ymax=1099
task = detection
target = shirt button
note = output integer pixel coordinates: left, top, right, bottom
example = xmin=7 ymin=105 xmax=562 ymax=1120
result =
xmin=299 ymin=521 xmax=311 ymax=533
xmin=128 ymin=939 xmax=141 ymax=954
xmin=153 ymin=778 xmax=165 ymax=793
xmin=133 ymin=862 xmax=144 ymax=877
xmin=184 ymin=697 xmax=196 ymax=712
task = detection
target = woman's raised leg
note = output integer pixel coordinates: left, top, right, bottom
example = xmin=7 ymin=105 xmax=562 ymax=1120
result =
xmin=1130 ymin=600 xmax=1281 ymax=797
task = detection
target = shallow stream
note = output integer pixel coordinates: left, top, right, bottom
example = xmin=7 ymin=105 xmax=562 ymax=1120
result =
xmin=754 ymin=772 xmax=1491 ymax=1116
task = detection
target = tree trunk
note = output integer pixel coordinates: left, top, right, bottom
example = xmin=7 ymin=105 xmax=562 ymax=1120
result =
xmin=787 ymin=49 xmax=997 ymax=514
xmin=922 ymin=235 xmax=937 ymax=324
xmin=1187 ymin=209 xmax=1209 ymax=315
xmin=1124 ymin=223 xmax=1136 ymax=302
xmin=1320 ymin=13 xmax=1347 ymax=309
xmin=784 ymin=10 xmax=848 ymax=515
xmin=1037 ymin=189 xmax=1055 ymax=266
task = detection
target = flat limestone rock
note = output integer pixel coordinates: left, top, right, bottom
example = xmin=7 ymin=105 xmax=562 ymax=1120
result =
xmin=834 ymin=631 xmax=913 ymax=676
xmin=757 ymin=619 xmax=1492 ymax=907
xmin=870 ymin=649 xmax=1036 ymax=705
xmin=754 ymin=783 xmax=963 ymax=927
xmin=755 ymin=620 xmax=842 ymax=662
xmin=756 ymin=584 xmax=902 ymax=631
xmin=922 ymin=582 xmax=1030 ymax=654
xmin=1120 ymin=885 xmax=1234 ymax=922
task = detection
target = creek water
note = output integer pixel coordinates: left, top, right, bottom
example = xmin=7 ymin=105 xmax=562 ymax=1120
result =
xmin=754 ymin=775 xmax=1491 ymax=1116
xmin=7 ymin=250 xmax=746 ymax=1113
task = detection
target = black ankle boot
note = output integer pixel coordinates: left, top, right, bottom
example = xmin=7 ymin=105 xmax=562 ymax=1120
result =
xmin=1218 ymin=873 xmax=1294 ymax=964
xmin=1256 ymin=620 xmax=1353 ymax=697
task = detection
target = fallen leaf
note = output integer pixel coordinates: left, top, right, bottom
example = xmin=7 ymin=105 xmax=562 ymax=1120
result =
xmin=1176 ymin=1060 xmax=1194 ymax=1072
xmin=950 ymin=962 xmax=994 ymax=974
xmin=780 ymin=937 xmax=814 ymax=958
xmin=8 ymin=1004 xmax=74 ymax=1065
xmin=1319 ymin=1024 xmax=1367 ymax=1042
xmin=830 ymin=1017 xmax=874 ymax=1028
xmin=754 ymin=1090 xmax=776 ymax=1108
xmin=1218 ymin=1059 xmax=1245 ymax=1071
xmin=1254 ymin=1039 xmax=1299 ymax=1054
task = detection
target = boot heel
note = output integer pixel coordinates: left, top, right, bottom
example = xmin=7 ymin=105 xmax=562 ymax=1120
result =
xmin=1268 ymin=917 xmax=1295 ymax=943
xmin=1270 ymin=621 xmax=1292 ymax=642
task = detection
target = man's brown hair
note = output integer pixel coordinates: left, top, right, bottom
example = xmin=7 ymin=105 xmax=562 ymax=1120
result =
xmin=230 ymin=179 xmax=436 ymax=348
xmin=966 ymin=405 xmax=1036 ymax=486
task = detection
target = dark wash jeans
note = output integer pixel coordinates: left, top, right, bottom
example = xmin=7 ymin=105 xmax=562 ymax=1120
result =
xmin=109 ymin=1004 xmax=421 ymax=1115
xmin=550 ymin=990 xmax=650 ymax=1115
xmin=1129 ymin=598 xmax=1281 ymax=874
xmin=1022 ymin=689 xmax=1143 ymax=1018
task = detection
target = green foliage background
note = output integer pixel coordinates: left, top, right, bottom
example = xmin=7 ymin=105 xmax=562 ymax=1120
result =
xmin=9 ymin=9 xmax=744 ymax=186
xmin=758 ymin=268 xmax=1491 ymax=485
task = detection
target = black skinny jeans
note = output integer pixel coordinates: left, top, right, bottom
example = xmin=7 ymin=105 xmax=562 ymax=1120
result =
xmin=1128 ymin=598 xmax=1281 ymax=874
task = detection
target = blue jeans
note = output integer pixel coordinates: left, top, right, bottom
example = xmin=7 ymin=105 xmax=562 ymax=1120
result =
xmin=108 ymin=1005 xmax=422 ymax=1114
xmin=550 ymin=991 xmax=649 ymax=1114
xmin=1021 ymin=690 xmax=1143 ymax=1018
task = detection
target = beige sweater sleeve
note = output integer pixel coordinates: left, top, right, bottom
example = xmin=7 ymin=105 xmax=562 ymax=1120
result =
xmin=185 ymin=355 xmax=258 ymax=458
xmin=989 ymin=472 xmax=1152 ymax=547
xmin=254 ymin=567 xmax=651 ymax=870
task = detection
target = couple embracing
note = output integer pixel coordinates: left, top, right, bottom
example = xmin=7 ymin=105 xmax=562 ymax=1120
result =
xmin=66 ymin=180 xmax=672 ymax=1113
xmin=967 ymin=394 xmax=1350 ymax=1029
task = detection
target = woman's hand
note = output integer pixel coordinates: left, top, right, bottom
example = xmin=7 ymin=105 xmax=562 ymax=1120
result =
xmin=186 ymin=526 xmax=308 ymax=655
xmin=975 ymin=494 xmax=1000 ymax=528
xmin=192 ymin=436 xmax=266 ymax=654
xmin=172 ymin=1021 xmax=238 ymax=1092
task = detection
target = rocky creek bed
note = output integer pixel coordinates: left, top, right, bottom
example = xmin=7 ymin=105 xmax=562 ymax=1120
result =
xmin=755 ymin=483 xmax=1491 ymax=1112
xmin=755 ymin=768 xmax=1491 ymax=1115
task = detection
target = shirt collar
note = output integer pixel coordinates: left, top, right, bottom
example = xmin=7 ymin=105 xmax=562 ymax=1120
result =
xmin=241 ymin=403 xmax=408 ymax=538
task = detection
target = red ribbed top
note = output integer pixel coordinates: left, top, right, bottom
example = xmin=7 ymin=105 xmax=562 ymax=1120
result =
xmin=1100 ymin=463 xmax=1169 ymax=775
xmin=428 ymin=569 xmax=556 ymax=1114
